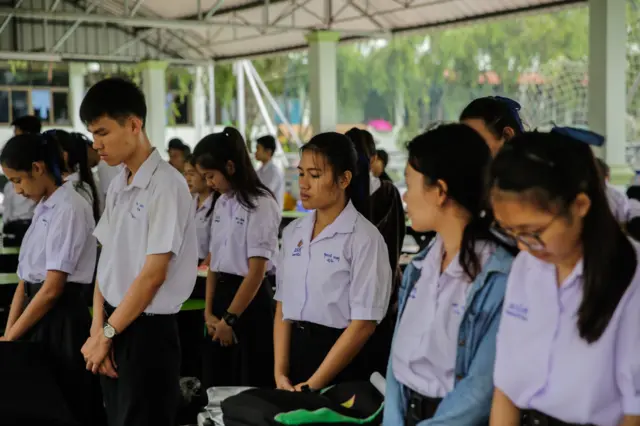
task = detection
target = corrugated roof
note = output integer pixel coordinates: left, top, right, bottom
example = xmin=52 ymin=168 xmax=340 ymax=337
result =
xmin=0 ymin=0 xmax=586 ymax=63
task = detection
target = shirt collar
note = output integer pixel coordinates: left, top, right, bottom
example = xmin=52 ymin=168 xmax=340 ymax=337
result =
xmin=35 ymin=185 xmax=66 ymax=215
xmin=295 ymin=200 xmax=359 ymax=239
xmin=65 ymin=172 xmax=80 ymax=183
xmin=126 ymin=149 xmax=162 ymax=190
xmin=194 ymin=193 xmax=214 ymax=211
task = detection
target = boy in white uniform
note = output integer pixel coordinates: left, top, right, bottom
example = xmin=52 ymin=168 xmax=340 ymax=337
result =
xmin=79 ymin=78 xmax=198 ymax=426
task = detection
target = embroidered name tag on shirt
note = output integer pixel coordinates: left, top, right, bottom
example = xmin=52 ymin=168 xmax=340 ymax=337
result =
xmin=235 ymin=216 xmax=245 ymax=225
xmin=505 ymin=303 xmax=529 ymax=321
xmin=292 ymin=240 xmax=303 ymax=257
xmin=135 ymin=201 xmax=144 ymax=211
xmin=452 ymin=303 xmax=465 ymax=315
xmin=409 ymin=286 xmax=418 ymax=299
xmin=324 ymin=252 xmax=340 ymax=263
xmin=214 ymin=215 xmax=221 ymax=223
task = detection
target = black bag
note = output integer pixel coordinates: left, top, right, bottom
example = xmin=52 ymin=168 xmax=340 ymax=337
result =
xmin=221 ymin=381 xmax=384 ymax=426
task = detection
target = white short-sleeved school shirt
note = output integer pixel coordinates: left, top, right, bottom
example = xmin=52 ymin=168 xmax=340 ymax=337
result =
xmin=209 ymin=191 xmax=280 ymax=277
xmin=18 ymin=185 xmax=97 ymax=284
xmin=274 ymin=200 xmax=392 ymax=329
xmin=193 ymin=194 xmax=215 ymax=260
xmin=94 ymin=149 xmax=198 ymax=314
xmin=494 ymin=242 xmax=640 ymax=425
xmin=392 ymin=236 xmax=496 ymax=398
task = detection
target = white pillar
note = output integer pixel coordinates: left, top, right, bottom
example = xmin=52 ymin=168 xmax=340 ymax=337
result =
xmin=140 ymin=60 xmax=168 ymax=154
xmin=208 ymin=61 xmax=216 ymax=133
xmin=235 ymin=61 xmax=246 ymax=139
xmin=588 ymin=0 xmax=629 ymax=184
xmin=68 ymin=62 xmax=86 ymax=132
xmin=193 ymin=66 xmax=206 ymax=141
xmin=306 ymin=31 xmax=340 ymax=134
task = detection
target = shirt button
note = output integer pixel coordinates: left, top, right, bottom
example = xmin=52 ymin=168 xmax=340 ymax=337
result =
xmin=456 ymin=374 xmax=464 ymax=381
xmin=458 ymin=339 xmax=465 ymax=346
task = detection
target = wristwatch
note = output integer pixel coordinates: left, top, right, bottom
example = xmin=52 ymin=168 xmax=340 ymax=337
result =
xmin=222 ymin=311 xmax=238 ymax=327
xmin=103 ymin=322 xmax=117 ymax=339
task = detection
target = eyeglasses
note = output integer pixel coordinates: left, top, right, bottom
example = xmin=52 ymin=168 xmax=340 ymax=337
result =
xmin=491 ymin=215 xmax=560 ymax=252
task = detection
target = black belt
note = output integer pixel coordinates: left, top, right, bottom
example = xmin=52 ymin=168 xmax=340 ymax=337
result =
xmin=405 ymin=387 xmax=442 ymax=424
xmin=521 ymin=410 xmax=593 ymax=426
xmin=103 ymin=301 xmax=174 ymax=318
xmin=24 ymin=281 xmax=82 ymax=298
xmin=291 ymin=320 xmax=344 ymax=337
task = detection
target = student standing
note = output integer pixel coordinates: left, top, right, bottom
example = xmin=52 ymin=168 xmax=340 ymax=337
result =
xmin=274 ymin=132 xmax=392 ymax=391
xmin=79 ymin=78 xmax=198 ymax=426
xmin=194 ymin=127 xmax=280 ymax=389
xmin=383 ymin=124 xmax=515 ymax=426
xmin=346 ymin=127 xmax=405 ymax=373
xmin=459 ymin=96 xmax=525 ymax=157
xmin=255 ymin=135 xmax=285 ymax=207
xmin=0 ymin=133 xmax=104 ymax=425
xmin=488 ymin=131 xmax=640 ymax=426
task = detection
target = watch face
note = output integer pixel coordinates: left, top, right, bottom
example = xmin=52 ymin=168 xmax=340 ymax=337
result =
xmin=104 ymin=324 xmax=115 ymax=339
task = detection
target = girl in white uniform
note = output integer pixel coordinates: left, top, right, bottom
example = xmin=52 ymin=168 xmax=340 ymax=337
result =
xmin=383 ymin=124 xmax=516 ymax=426
xmin=0 ymin=133 xmax=104 ymax=424
xmin=194 ymin=127 xmax=280 ymax=389
xmin=488 ymin=131 xmax=640 ymax=426
xmin=274 ymin=132 xmax=392 ymax=391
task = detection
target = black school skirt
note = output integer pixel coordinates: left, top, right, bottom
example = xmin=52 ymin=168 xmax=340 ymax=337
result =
xmin=22 ymin=281 xmax=106 ymax=426
xmin=201 ymin=272 xmax=274 ymax=389
xmin=288 ymin=320 xmax=373 ymax=387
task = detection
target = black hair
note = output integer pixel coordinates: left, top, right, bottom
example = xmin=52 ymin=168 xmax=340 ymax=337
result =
xmin=460 ymin=96 xmax=525 ymax=140
xmin=11 ymin=115 xmax=42 ymax=134
xmin=301 ymin=132 xmax=371 ymax=221
xmin=408 ymin=123 xmax=512 ymax=281
xmin=595 ymin=157 xmax=610 ymax=180
xmin=80 ymin=77 xmax=147 ymax=127
xmin=489 ymin=131 xmax=637 ymax=343
xmin=256 ymin=135 xmax=277 ymax=155
xmin=185 ymin=154 xmax=216 ymax=219
xmin=376 ymin=149 xmax=389 ymax=168
xmin=627 ymin=185 xmax=640 ymax=202
xmin=48 ymin=130 xmax=100 ymax=221
xmin=192 ymin=127 xmax=273 ymax=210
xmin=168 ymin=138 xmax=191 ymax=155
xmin=0 ymin=133 xmax=65 ymax=187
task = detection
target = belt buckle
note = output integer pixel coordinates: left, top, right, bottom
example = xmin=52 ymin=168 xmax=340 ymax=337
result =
xmin=526 ymin=411 xmax=549 ymax=426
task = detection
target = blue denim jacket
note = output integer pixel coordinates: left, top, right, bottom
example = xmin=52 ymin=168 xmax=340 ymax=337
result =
xmin=383 ymin=242 xmax=514 ymax=426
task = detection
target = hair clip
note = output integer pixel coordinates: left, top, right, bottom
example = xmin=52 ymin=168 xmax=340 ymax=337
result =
xmin=550 ymin=126 xmax=605 ymax=147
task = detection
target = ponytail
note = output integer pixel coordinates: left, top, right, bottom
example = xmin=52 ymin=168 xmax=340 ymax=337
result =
xmin=71 ymin=133 xmax=100 ymax=221
xmin=345 ymin=128 xmax=373 ymax=221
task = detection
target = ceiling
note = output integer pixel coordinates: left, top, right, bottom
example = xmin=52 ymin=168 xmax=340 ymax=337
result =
xmin=0 ymin=0 xmax=587 ymax=62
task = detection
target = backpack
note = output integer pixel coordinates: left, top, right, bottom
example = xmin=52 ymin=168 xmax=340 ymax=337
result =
xmin=221 ymin=381 xmax=384 ymax=426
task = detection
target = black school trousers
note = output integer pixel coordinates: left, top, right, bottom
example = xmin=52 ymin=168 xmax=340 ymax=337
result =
xmin=101 ymin=303 xmax=181 ymax=426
